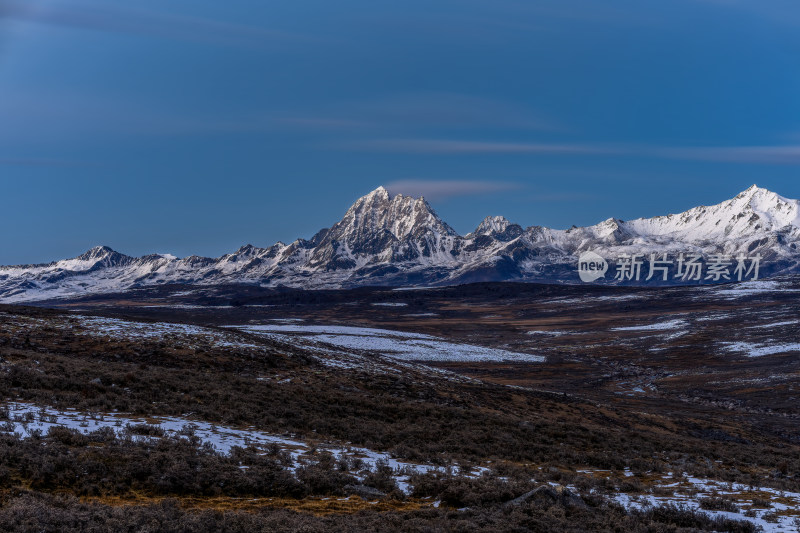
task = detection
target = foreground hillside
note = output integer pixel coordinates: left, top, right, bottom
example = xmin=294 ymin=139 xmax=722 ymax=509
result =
xmin=1 ymin=280 xmax=799 ymax=531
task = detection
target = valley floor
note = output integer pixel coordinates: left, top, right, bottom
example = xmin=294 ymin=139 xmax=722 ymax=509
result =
xmin=1 ymin=279 xmax=799 ymax=531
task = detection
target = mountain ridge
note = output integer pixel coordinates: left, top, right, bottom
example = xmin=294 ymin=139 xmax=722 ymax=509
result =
xmin=1 ymin=185 xmax=799 ymax=302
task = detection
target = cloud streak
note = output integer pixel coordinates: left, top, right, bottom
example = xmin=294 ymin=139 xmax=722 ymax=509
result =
xmin=345 ymin=137 xmax=800 ymax=165
xmin=0 ymin=88 xmax=286 ymax=140
xmin=691 ymin=0 xmax=800 ymax=27
xmin=347 ymin=139 xmax=614 ymax=155
xmin=280 ymin=92 xmax=559 ymax=134
xmin=384 ymin=180 xmax=522 ymax=200
xmin=655 ymin=145 xmax=800 ymax=165
xmin=0 ymin=157 xmax=92 ymax=167
xmin=0 ymin=0 xmax=307 ymax=46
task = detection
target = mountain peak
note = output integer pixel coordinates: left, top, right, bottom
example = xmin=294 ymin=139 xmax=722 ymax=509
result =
xmin=622 ymin=184 xmax=800 ymax=240
xmin=77 ymin=245 xmax=117 ymax=261
xmin=737 ymin=184 xmax=770 ymax=199
xmin=235 ymin=244 xmax=256 ymax=254
xmin=736 ymin=185 xmax=800 ymax=230
xmin=365 ymin=185 xmax=390 ymax=200
xmin=475 ymin=216 xmax=510 ymax=235
xmin=60 ymin=245 xmax=132 ymax=270
xmin=471 ymin=215 xmax=523 ymax=241
xmin=304 ymin=186 xmax=458 ymax=268
xmin=337 ymin=186 xmax=456 ymax=240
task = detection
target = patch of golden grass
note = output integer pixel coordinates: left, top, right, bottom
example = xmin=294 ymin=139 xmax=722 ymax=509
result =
xmin=83 ymin=494 xmax=434 ymax=515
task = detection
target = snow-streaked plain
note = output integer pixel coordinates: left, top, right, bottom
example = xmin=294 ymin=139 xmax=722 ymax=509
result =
xmin=229 ymin=323 xmax=545 ymax=363
xmin=0 ymin=402 xmax=484 ymax=494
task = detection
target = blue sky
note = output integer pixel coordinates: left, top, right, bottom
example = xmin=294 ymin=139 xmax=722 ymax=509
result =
xmin=1 ymin=0 xmax=799 ymax=264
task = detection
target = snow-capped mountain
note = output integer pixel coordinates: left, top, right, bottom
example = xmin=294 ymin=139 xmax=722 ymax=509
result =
xmin=306 ymin=186 xmax=459 ymax=271
xmin=1 ymin=185 xmax=799 ymax=302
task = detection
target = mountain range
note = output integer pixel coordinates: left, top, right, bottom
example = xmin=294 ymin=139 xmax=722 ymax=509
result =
xmin=1 ymin=184 xmax=799 ymax=302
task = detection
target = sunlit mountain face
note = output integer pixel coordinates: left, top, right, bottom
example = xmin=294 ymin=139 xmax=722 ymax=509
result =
xmin=2 ymin=184 xmax=799 ymax=302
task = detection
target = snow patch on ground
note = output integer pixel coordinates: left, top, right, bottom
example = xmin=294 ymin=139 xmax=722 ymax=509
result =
xmin=746 ymin=320 xmax=799 ymax=329
xmin=695 ymin=313 xmax=732 ymax=322
xmin=721 ymin=341 xmax=800 ymax=358
xmin=70 ymin=316 xmax=264 ymax=350
xmin=612 ymin=319 xmax=687 ymax=332
xmin=0 ymin=402 xmax=485 ymax=495
xmin=5 ymin=313 xmax=476 ymax=383
xmin=241 ymin=324 xmax=434 ymax=338
xmin=713 ymin=280 xmax=800 ymax=298
xmin=230 ymin=324 xmax=545 ymax=363
xmin=526 ymin=330 xmax=570 ymax=336
xmin=609 ymin=473 xmax=800 ymax=533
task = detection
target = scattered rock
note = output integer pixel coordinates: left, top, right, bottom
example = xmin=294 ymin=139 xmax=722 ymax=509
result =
xmin=504 ymin=484 xmax=586 ymax=509
xmin=344 ymin=484 xmax=386 ymax=500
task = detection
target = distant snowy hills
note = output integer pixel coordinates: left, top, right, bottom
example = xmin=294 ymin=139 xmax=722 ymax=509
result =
xmin=2 ymin=185 xmax=799 ymax=302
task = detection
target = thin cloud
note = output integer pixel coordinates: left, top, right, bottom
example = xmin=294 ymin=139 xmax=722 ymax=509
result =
xmin=345 ymin=139 xmax=617 ymax=155
xmin=691 ymin=0 xmax=800 ymax=27
xmin=277 ymin=117 xmax=371 ymax=130
xmin=385 ymin=180 xmax=522 ymax=200
xmin=0 ymin=157 xmax=93 ymax=167
xmin=281 ymin=92 xmax=559 ymax=133
xmin=353 ymin=93 xmax=557 ymax=131
xmin=0 ymin=0 xmax=308 ymax=47
xmin=344 ymin=137 xmax=800 ymax=165
xmin=525 ymin=191 xmax=600 ymax=202
xmin=0 ymin=89 xmax=284 ymax=140
xmin=656 ymin=145 xmax=800 ymax=165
